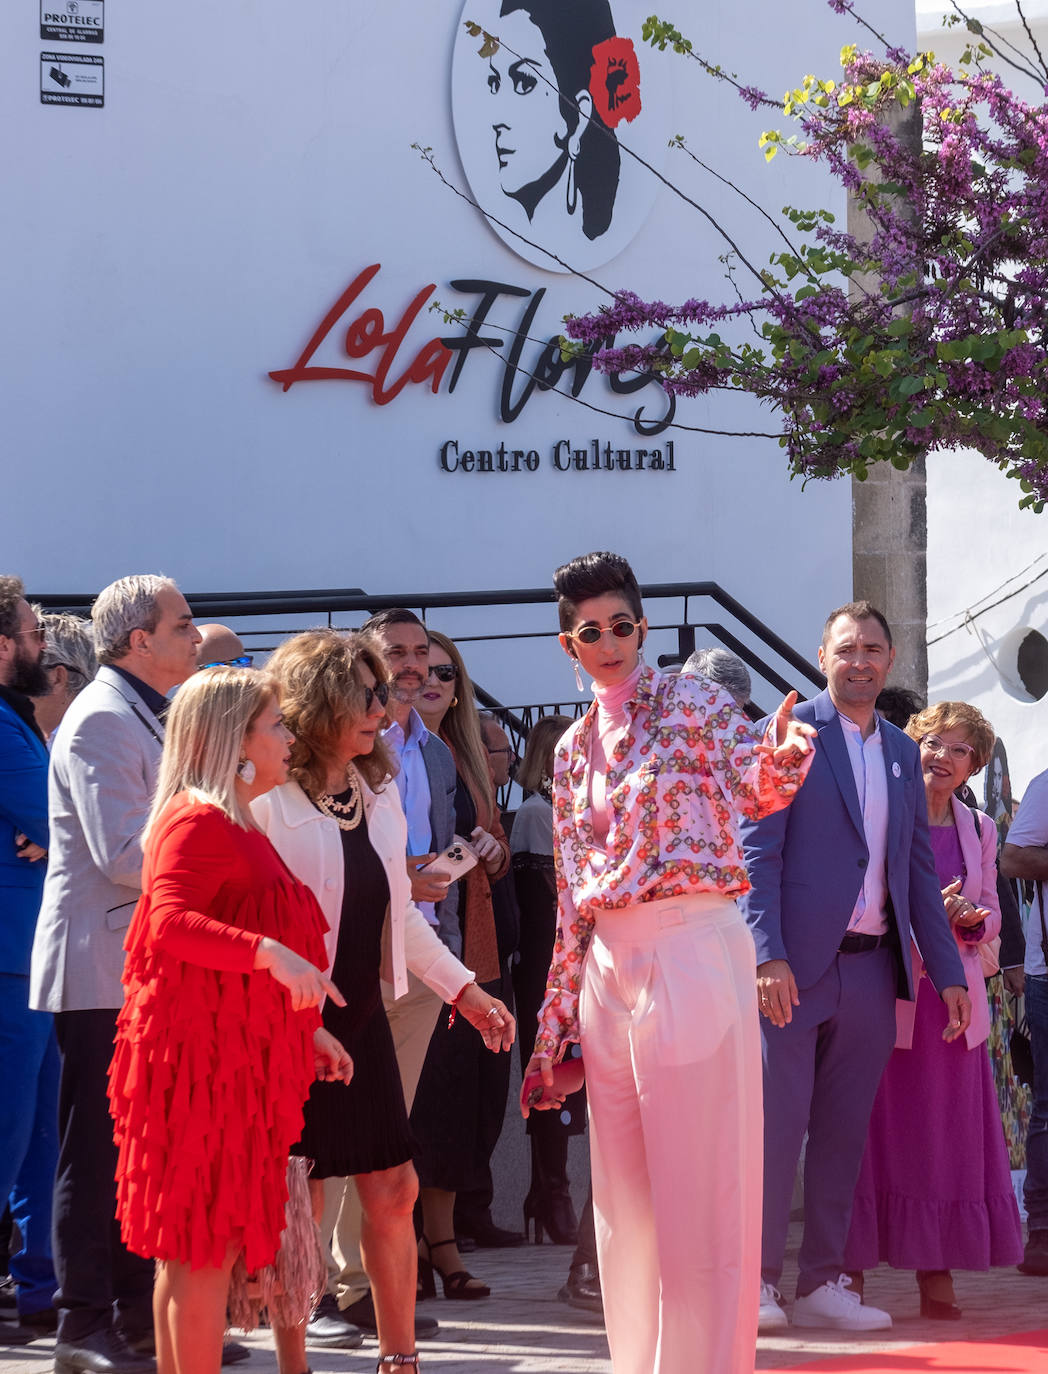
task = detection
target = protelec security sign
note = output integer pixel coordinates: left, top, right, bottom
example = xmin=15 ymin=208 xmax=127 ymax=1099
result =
xmin=41 ymin=0 xmax=103 ymax=44
xmin=41 ymin=52 xmax=103 ymax=106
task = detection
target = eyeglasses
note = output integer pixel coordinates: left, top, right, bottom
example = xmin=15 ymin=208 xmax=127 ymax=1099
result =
xmin=921 ymin=734 xmax=977 ymax=762
xmin=11 ymin=625 xmax=46 ymax=644
xmin=428 ymin=663 xmax=457 ymax=683
xmin=486 ymin=744 xmax=516 ymax=758
xmin=567 ymin=620 xmax=641 ymax=646
xmin=364 ymin=681 xmax=391 ymax=711
xmin=199 ymin=655 xmax=254 ymax=669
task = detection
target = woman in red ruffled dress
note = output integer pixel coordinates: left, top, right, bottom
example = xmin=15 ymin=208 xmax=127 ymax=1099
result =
xmin=108 ymin=667 xmax=352 ymax=1374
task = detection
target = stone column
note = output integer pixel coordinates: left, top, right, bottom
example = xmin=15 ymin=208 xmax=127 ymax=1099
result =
xmin=848 ymin=101 xmax=928 ymax=697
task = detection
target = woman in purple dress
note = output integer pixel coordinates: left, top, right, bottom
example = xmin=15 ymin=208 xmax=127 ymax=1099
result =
xmin=844 ymin=701 xmax=1023 ymax=1317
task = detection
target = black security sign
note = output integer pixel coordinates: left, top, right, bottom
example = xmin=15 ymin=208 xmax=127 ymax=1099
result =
xmin=41 ymin=52 xmax=104 ymax=106
xmin=41 ymin=0 xmax=104 ymax=44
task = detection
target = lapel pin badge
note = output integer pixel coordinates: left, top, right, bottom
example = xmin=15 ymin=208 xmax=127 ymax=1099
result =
xmin=892 ymin=761 xmax=901 ymax=778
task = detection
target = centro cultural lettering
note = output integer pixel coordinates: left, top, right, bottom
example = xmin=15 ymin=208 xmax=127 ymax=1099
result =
xmin=439 ymin=438 xmax=675 ymax=473
xmin=268 ymin=263 xmax=674 ymax=436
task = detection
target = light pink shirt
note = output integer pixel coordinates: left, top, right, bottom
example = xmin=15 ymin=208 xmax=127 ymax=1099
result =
xmin=837 ymin=712 xmax=889 ymax=936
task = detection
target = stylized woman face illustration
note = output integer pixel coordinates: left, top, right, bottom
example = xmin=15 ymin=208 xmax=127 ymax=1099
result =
xmin=485 ymin=10 xmax=571 ymax=199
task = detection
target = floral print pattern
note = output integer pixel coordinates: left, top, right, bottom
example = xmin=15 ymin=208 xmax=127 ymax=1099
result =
xmin=534 ymin=665 xmax=812 ymax=1058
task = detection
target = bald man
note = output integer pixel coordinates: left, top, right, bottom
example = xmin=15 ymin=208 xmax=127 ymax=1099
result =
xmin=195 ymin=625 xmax=250 ymax=669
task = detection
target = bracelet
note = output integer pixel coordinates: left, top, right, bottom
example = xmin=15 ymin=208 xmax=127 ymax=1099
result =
xmin=447 ymin=980 xmax=475 ymax=1029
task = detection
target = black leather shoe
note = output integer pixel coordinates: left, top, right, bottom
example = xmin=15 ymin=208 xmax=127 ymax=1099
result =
xmin=221 ymin=1341 xmax=252 ymax=1364
xmin=19 ymin=1305 xmax=59 ymax=1333
xmin=0 ymin=1276 xmax=16 ymax=1311
xmin=55 ymin=1328 xmax=157 ymax=1373
xmin=1019 ymin=1228 xmax=1048 ymax=1276
xmin=341 ymin=1290 xmax=439 ymax=1339
xmin=558 ymin=1263 xmax=604 ymax=1315
xmin=0 ymin=1319 xmax=37 ymax=1346
xmin=458 ymin=1219 xmax=525 ymax=1249
xmin=304 ymin=1294 xmax=364 ymax=1349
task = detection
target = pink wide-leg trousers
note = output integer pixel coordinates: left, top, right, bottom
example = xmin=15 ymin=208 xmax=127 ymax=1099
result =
xmin=580 ymin=893 xmax=762 ymax=1374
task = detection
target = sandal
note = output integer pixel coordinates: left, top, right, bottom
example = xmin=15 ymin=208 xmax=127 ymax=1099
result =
xmin=418 ymin=1236 xmax=490 ymax=1300
xmin=377 ymin=1357 xmax=419 ymax=1370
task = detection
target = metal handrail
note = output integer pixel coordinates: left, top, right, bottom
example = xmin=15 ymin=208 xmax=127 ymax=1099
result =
xmin=32 ymin=580 xmax=824 ymax=690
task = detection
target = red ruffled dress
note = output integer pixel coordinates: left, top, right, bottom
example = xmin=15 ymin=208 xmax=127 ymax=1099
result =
xmin=108 ymin=794 xmax=328 ymax=1273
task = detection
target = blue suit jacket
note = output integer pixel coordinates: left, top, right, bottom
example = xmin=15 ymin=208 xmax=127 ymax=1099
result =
xmin=738 ymin=689 xmax=964 ymax=998
xmin=0 ymin=694 xmax=50 ymax=975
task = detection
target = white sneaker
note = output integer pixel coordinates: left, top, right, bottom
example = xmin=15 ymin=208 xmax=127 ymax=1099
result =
xmin=792 ymin=1275 xmax=892 ymax=1331
xmin=758 ymin=1280 xmax=789 ymax=1332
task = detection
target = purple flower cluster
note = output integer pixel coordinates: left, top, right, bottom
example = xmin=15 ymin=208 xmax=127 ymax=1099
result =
xmin=571 ymin=14 xmax=1048 ymax=506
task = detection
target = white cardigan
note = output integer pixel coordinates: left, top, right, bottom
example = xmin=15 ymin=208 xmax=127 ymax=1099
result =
xmin=251 ymin=775 xmax=472 ymax=1004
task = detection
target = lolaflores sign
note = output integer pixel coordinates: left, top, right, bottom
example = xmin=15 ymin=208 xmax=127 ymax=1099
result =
xmin=451 ymin=0 xmax=672 ymax=272
xmin=267 ymin=1 xmax=679 ymax=465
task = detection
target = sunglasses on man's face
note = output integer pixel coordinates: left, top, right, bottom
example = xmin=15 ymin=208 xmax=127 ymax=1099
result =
xmin=199 ymin=655 xmax=254 ymax=669
xmin=428 ymin=663 xmax=457 ymax=683
xmin=364 ymin=681 xmax=391 ymax=711
xmin=568 ymin=620 xmax=641 ymax=646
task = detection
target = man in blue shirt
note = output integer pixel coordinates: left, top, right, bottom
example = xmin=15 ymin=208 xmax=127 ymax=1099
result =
xmin=0 ymin=577 xmax=55 ymax=1346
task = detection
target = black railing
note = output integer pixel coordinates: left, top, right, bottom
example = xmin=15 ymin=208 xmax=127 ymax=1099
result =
xmin=34 ymin=581 xmax=824 ymax=811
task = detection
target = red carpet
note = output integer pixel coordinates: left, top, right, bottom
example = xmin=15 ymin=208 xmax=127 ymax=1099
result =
xmin=762 ymin=1328 xmax=1048 ymax=1372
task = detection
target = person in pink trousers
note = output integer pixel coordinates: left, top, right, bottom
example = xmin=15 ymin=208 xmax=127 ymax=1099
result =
xmin=523 ymin=551 xmax=815 ymax=1374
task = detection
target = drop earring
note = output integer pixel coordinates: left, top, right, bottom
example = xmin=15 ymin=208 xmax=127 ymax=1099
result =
xmin=565 ymin=154 xmax=578 ymax=215
xmin=573 ymin=659 xmax=584 ymax=693
xmin=237 ymin=758 xmax=256 ymax=785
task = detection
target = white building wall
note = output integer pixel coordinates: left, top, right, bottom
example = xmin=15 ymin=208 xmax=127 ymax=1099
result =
xmin=917 ymin=0 xmax=1048 ymax=798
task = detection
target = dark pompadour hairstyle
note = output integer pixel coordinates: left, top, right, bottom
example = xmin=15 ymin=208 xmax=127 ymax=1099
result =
xmin=822 ymin=599 xmax=892 ymax=649
xmin=359 ymin=607 xmax=425 ymax=635
xmin=553 ymin=551 xmax=642 ymax=633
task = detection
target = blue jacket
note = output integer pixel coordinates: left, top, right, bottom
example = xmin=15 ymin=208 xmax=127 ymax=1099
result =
xmin=0 ymin=693 xmax=50 ymax=975
xmin=738 ymin=689 xmax=964 ymax=998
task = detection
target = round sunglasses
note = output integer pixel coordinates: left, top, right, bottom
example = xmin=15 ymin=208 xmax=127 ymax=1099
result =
xmin=568 ymin=620 xmax=642 ymax=646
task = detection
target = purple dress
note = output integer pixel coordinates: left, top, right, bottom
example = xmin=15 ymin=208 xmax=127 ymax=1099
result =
xmin=843 ymin=825 xmax=1023 ymax=1271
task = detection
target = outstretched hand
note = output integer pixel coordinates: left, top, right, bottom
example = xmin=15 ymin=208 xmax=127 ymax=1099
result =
xmin=754 ymin=691 xmax=817 ymax=766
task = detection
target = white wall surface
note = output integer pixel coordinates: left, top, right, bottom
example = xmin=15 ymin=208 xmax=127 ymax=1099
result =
xmin=4 ymin=0 xmax=915 ymax=706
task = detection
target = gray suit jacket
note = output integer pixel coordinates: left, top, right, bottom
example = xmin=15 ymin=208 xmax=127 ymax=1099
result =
xmin=29 ymin=666 xmax=165 ymax=1012
xmin=420 ymin=730 xmax=462 ymax=957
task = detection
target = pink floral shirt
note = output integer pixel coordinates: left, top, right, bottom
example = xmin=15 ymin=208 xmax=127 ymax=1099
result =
xmin=534 ymin=665 xmax=813 ymax=1058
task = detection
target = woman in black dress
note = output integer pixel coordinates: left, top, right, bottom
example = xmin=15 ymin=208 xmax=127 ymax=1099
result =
xmin=509 ymin=715 xmax=584 ymax=1244
xmin=254 ymin=631 xmax=514 ymax=1374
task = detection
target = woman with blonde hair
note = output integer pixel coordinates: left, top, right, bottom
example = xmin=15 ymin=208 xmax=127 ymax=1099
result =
xmin=107 ymin=667 xmax=352 ymax=1374
xmin=412 ymin=629 xmax=514 ymax=1290
xmin=254 ymin=630 xmax=513 ymax=1373
xmin=844 ymin=700 xmax=1023 ymax=1316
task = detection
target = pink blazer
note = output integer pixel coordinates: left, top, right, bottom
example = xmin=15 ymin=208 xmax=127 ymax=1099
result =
xmin=896 ymin=795 xmax=1001 ymax=1051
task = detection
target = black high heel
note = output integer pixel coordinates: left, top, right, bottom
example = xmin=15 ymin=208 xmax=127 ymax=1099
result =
xmin=523 ymin=1189 xmax=579 ymax=1246
xmin=417 ymin=1236 xmax=490 ymax=1300
xmin=917 ymin=1271 xmax=962 ymax=1320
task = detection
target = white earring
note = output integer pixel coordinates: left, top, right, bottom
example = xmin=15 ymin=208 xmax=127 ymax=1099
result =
xmin=573 ymin=659 xmax=584 ymax=693
xmin=237 ymin=758 xmax=256 ymax=785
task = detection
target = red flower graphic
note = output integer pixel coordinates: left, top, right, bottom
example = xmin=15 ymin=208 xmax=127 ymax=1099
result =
xmin=589 ymin=36 xmax=642 ymax=128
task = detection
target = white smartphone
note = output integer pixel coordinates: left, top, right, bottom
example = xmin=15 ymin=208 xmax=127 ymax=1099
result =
xmin=420 ymin=835 xmax=479 ymax=881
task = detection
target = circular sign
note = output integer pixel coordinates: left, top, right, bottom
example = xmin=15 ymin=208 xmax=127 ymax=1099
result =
xmin=452 ymin=0 xmax=674 ymax=274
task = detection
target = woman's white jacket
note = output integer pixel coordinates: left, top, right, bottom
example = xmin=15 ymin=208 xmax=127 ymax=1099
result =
xmin=251 ymin=776 xmax=472 ymax=1004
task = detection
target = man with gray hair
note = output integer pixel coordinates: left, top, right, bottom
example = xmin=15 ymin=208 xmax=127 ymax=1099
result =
xmin=30 ymin=576 xmax=200 ymax=1374
xmin=681 ymin=646 xmax=753 ymax=711
xmin=29 ymin=611 xmax=97 ymax=742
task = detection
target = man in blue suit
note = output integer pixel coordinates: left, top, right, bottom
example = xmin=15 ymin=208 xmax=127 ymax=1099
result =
xmin=740 ymin=601 xmax=969 ymax=1332
xmin=0 ymin=577 xmax=57 ymax=1344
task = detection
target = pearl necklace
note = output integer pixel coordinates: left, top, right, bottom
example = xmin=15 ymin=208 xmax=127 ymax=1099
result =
xmin=315 ymin=763 xmax=363 ymax=831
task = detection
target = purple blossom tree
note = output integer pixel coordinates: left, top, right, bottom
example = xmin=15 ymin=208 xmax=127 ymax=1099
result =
xmin=559 ymin=4 xmax=1048 ymax=510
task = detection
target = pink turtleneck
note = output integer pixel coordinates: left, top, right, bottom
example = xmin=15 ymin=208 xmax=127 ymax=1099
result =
xmin=588 ymin=662 xmax=643 ymax=847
